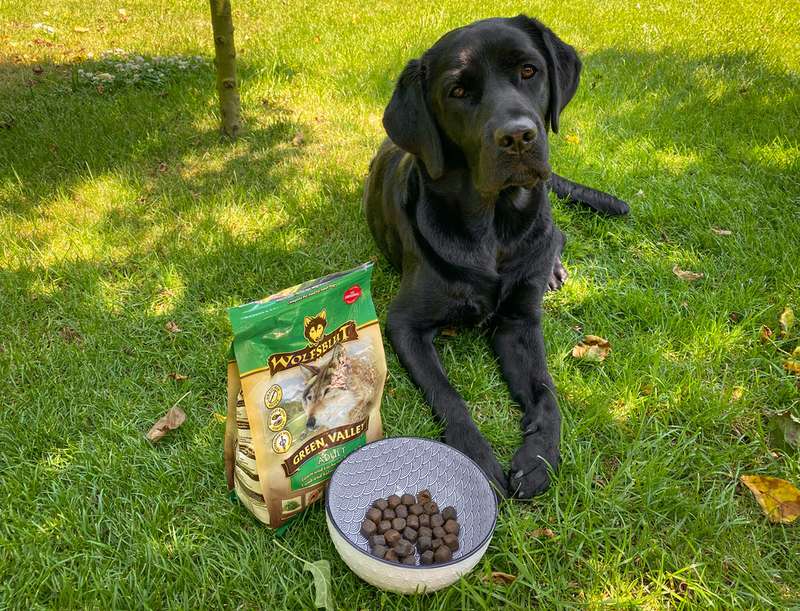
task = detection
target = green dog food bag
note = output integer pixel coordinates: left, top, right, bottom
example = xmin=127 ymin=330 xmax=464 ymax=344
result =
xmin=224 ymin=263 xmax=386 ymax=527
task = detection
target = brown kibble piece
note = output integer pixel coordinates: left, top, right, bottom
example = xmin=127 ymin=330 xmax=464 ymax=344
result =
xmin=395 ymin=504 xmax=408 ymax=519
xmin=423 ymin=501 xmax=439 ymax=515
xmin=394 ymin=539 xmax=414 ymax=557
xmin=402 ymin=555 xmax=417 ymax=565
xmin=443 ymin=519 xmax=460 ymax=535
xmin=387 ymin=494 xmax=401 ymax=509
xmin=434 ymin=545 xmax=452 ymax=562
xmin=421 ymin=550 xmax=434 ymax=565
xmin=369 ymin=534 xmax=385 ymax=547
xmin=419 ymin=514 xmax=430 ymax=527
xmin=417 ymin=489 xmax=432 ymax=504
xmin=383 ymin=508 xmax=396 ymax=520
xmin=443 ymin=533 xmax=459 ymax=551
xmin=418 ymin=526 xmax=432 ymax=539
xmin=361 ymin=519 xmax=377 ymax=537
xmin=406 ymin=514 xmax=419 ymax=530
xmin=384 ymin=529 xmax=401 ymax=546
xmin=400 ymin=493 xmax=415 ymax=505
xmin=366 ymin=507 xmax=382 ymax=523
xmin=372 ymin=544 xmax=388 ymax=558
xmin=417 ymin=536 xmax=431 ymax=552
xmin=430 ymin=514 xmax=444 ymax=528
xmin=391 ymin=517 xmax=406 ymax=531
xmin=409 ymin=504 xmax=424 ymax=516
xmin=378 ymin=520 xmax=391 ymax=534
xmin=441 ymin=506 xmax=457 ymax=521
xmin=373 ymin=498 xmax=389 ymax=511
xmin=403 ymin=527 xmax=418 ymax=542
xmin=432 ymin=526 xmax=446 ymax=539
xmin=384 ymin=549 xmax=399 ymax=562
xmin=431 ymin=537 xmax=442 ymax=549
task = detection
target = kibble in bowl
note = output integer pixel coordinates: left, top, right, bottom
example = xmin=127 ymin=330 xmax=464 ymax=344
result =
xmin=325 ymin=437 xmax=498 ymax=594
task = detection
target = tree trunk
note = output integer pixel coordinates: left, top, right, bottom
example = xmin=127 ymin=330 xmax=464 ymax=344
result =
xmin=209 ymin=0 xmax=241 ymax=138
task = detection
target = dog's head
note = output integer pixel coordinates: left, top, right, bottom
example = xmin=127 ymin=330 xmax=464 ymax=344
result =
xmin=383 ymin=15 xmax=581 ymax=195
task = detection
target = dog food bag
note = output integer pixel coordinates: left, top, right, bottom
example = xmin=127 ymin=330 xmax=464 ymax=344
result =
xmin=224 ymin=263 xmax=386 ymax=527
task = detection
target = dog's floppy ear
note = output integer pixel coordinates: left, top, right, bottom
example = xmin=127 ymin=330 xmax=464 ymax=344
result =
xmin=515 ymin=15 xmax=582 ymax=133
xmin=383 ymin=59 xmax=444 ymax=179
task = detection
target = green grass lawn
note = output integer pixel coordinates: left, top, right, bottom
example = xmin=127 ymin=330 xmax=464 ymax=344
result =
xmin=2 ymin=0 xmax=799 ymax=607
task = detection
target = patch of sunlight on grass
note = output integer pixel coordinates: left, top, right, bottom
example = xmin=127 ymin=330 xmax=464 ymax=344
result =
xmin=748 ymin=139 xmax=800 ymax=170
xmin=148 ymin=268 xmax=186 ymax=317
xmin=41 ymin=447 xmax=73 ymax=473
xmin=653 ymin=148 xmax=701 ymax=174
xmin=610 ymin=395 xmax=640 ymax=427
xmin=97 ymin=277 xmax=141 ymax=316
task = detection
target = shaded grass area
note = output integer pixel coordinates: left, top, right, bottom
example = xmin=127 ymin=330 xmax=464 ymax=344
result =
xmin=1 ymin=0 xmax=799 ymax=608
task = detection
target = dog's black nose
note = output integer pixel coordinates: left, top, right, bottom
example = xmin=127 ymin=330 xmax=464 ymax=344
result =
xmin=306 ymin=416 xmax=316 ymax=428
xmin=494 ymin=120 xmax=537 ymax=153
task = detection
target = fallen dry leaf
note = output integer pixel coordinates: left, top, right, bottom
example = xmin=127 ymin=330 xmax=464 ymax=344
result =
xmin=673 ymin=265 xmax=704 ymax=282
xmin=146 ymin=406 xmax=186 ymax=442
xmin=730 ymin=387 xmax=744 ymax=402
xmin=73 ymin=26 xmax=90 ymax=33
xmin=572 ymin=335 xmax=611 ymax=362
xmin=167 ymin=372 xmax=188 ymax=382
xmin=164 ymin=320 xmax=181 ymax=334
xmin=779 ymin=307 xmax=795 ymax=337
xmin=530 ymin=527 xmax=556 ymax=539
xmin=212 ymin=412 xmax=226 ymax=423
xmin=291 ymin=131 xmax=305 ymax=146
xmin=564 ymin=134 xmax=581 ymax=145
xmin=59 ymin=325 xmax=83 ymax=343
xmin=440 ymin=326 xmax=458 ymax=337
xmin=711 ymin=227 xmax=732 ymax=236
xmin=482 ymin=571 xmax=517 ymax=585
xmin=157 ymin=161 xmax=168 ymax=173
xmin=767 ymin=410 xmax=800 ymax=451
xmin=759 ymin=326 xmax=774 ymax=343
xmin=740 ymin=474 xmax=800 ymax=524
xmin=784 ymin=358 xmax=800 ymax=375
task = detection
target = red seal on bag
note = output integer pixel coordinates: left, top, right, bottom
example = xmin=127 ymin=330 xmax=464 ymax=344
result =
xmin=343 ymin=285 xmax=362 ymax=304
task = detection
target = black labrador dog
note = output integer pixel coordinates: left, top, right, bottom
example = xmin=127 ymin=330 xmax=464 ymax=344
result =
xmin=363 ymin=15 xmax=627 ymax=498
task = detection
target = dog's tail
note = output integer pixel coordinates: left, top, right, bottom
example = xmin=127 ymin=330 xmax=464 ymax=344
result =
xmin=549 ymin=173 xmax=630 ymax=216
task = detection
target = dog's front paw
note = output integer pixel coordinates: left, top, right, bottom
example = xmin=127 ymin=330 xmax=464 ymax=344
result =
xmin=509 ymin=427 xmax=559 ymax=499
xmin=444 ymin=423 xmax=508 ymax=498
xmin=547 ymin=257 xmax=568 ymax=291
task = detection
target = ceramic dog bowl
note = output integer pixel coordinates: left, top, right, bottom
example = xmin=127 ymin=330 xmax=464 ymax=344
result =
xmin=325 ymin=437 xmax=497 ymax=594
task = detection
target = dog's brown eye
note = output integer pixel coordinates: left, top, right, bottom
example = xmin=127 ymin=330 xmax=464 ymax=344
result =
xmin=521 ymin=65 xmax=536 ymax=79
xmin=449 ymin=86 xmax=466 ymax=98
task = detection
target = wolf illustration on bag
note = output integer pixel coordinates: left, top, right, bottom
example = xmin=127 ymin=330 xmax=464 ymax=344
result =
xmin=301 ymin=343 xmax=376 ymax=430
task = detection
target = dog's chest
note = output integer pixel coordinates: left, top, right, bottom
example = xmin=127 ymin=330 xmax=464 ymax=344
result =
xmin=444 ymin=236 xmax=549 ymax=326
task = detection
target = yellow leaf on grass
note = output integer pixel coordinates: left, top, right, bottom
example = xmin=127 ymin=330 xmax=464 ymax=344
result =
xmin=673 ymin=265 xmax=704 ymax=281
xmin=212 ymin=412 xmax=226 ymax=423
xmin=572 ymin=335 xmax=611 ymax=362
xmin=146 ymin=406 xmax=186 ymax=442
xmin=785 ymin=359 xmax=800 ymax=375
xmin=740 ymin=475 xmax=800 ymax=524
xmin=779 ymin=307 xmax=795 ymax=337
xmin=564 ymin=134 xmax=581 ymax=145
